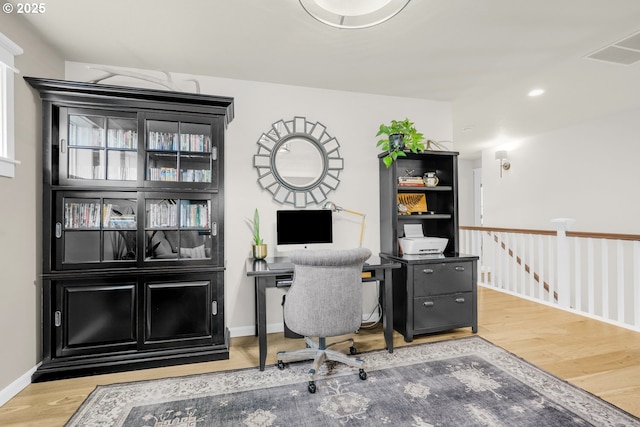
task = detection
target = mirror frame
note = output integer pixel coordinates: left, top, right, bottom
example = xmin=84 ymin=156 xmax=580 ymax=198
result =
xmin=253 ymin=117 xmax=344 ymax=208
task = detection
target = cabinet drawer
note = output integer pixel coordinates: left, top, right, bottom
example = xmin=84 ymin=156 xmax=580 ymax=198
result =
xmin=413 ymin=292 xmax=473 ymax=331
xmin=413 ymin=261 xmax=472 ymax=297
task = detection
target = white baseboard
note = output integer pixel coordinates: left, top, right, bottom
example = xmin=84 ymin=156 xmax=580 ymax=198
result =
xmin=0 ymin=363 xmax=39 ymax=407
xmin=228 ymin=313 xmax=381 ymax=339
xmin=228 ymin=323 xmax=285 ymax=338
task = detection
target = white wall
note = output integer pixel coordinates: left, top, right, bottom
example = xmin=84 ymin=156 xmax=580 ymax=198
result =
xmin=0 ymin=15 xmax=64 ymax=401
xmin=457 ymin=158 xmax=477 ymax=227
xmin=66 ymin=62 xmax=453 ymax=334
xmin=482 ymin=108 xmax=640 ymax=234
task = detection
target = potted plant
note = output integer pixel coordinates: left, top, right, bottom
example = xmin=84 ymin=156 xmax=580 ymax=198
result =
xmin=376 ymin=118 xmax=425 ymax=168
xmin=248 ymin=208 xmax=267 ymax=259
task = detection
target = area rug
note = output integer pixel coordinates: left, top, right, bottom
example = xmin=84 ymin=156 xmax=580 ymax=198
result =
xmin=66 ymin=336 xmax=640 ymax=427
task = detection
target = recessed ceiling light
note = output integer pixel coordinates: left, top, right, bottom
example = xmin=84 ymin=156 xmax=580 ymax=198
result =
xmin=528 ymin=88 xmax=545 ymax=97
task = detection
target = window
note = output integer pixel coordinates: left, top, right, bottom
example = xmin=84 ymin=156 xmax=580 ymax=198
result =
xmin=0 ymin=32 xmax=23 ymax=178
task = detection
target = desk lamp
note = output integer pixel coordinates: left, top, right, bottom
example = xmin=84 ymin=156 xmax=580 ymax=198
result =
xmin=323 ymin=201 xmax=366 ymax=247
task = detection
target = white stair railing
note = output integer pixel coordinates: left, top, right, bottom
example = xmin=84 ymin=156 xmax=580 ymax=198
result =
xmin=460 ymin=224 xmax=640 ymax=332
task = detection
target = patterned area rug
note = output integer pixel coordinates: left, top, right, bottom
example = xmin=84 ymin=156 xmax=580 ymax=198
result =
xmin=66 ymin=336 xmax=640 ymax=426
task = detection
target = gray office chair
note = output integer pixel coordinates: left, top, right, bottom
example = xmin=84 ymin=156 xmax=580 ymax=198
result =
xmin=276 ymin=247 xmax=372 ymax=393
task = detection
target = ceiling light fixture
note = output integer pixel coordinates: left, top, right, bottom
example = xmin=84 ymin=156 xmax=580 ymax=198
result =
xmin=299 ymin=0 xmax=411 ymax=29
xmin=528 ymin=88 xmax=545 ymax=97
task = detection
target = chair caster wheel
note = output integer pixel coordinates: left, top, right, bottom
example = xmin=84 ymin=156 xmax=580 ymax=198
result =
xmin=277 ymin=360 xmax=285 ymax=370
xmin=349 ymin=346 xmax=357 ymax=355
xmin=359 ymin=369 xmax=367 ymax=380
xmin=308 ymin=381 xmax=317 ymax=393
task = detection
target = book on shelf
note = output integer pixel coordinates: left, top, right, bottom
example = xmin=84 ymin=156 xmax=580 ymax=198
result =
xmin=107 ymin=129 xmax=138 ymax=149
xmin=180 ymin=201 xmax=210 ymax=228
xmin=398 ymin=182 xmax=426 ymax=187
xmin=148 ymin=131 xmax=178 ymax=150
xmin=65 ymin=201 xmax=101 ymax=229
xmin=179 ymin=133 xmax=211 ymax=152
xmin=180 ymin=168 xmax=211 ymax=183
xmin=148 ymin=167 xmax=178 ymax=181
xmin=147 ymin=200 xmax=178 ymax=228
xmin=398 ymin=176 xmax=425 ymax=187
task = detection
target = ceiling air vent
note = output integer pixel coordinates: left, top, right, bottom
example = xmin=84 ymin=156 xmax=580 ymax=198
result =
xmin=586 ymin=31 xmax=640 ymax=65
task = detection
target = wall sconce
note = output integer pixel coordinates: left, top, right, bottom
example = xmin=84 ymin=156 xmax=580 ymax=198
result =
xmin=495 ymin=150 xmax=511 ymax=177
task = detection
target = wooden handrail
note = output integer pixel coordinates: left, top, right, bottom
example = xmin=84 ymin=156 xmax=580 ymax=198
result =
xmin=460 ymin=225 xmax=640 ymax=241
xmin=460 ymin=226 xmax=555 ymax=236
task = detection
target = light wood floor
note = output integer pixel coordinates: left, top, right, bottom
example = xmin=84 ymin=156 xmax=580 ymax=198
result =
xmin=1 ymin=286 xmax=639 ymax=426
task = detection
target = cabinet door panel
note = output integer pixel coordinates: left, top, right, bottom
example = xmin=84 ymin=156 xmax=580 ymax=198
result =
xmin=413 ymin=261 xmax=473 ymax=297
xmin=144 ymin=194 xmax=219 ymax=265
xmin=144 ymin=280 xmax=212 ymax=347
xmin=144 ymin=115 xmax=220 ymax=189
xmin=58 ymin=108 xmax=138 ymax=186
xmin=57 ymin=282 xmax=137 ymax=357
xmin=55 ymin=192 xmax=139 ymax=269
xmin=413 ymin=292 xmax=473 ymax=332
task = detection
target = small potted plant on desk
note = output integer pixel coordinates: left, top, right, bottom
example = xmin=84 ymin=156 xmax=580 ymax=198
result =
xmin=249 ymin=208 xmax=267 ymax=260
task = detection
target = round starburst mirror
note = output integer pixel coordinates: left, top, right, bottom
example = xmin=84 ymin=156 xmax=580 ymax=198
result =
xmin=253 ymin=117 xmax=344 ymax=208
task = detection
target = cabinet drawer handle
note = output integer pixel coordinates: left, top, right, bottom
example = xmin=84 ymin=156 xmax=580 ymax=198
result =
xmin=455 ymin=266 xmax=465 ymax=272
xmin=455 ymin=297 xmax=466 ymax=303
xmin=422 ymin=268 xmax=434 ymax=274
xmin=55 ymin=222 xmax=62 ymax=239
xmin=423 ymin=301 xmax=434 ymax=307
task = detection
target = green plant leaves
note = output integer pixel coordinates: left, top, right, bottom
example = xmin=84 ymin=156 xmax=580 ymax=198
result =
xmin=377 ymin=118 xmax=424 ymax=168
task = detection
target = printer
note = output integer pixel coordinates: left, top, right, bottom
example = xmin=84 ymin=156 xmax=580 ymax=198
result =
xmin=398 ymin=224 xmax=448 ymax=255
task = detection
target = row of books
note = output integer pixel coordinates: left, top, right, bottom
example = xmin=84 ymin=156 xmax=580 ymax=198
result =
xmin=107 ymin=129 xmax=138 ymax=149
xmin=146 ymin=200 xmax=209 ymax=228
xmin=181 ymin=169 xmax=212 ymax=183
xmin=64 ymin=202 xmax=101 ymax=229
xmin=180 ymin=202 xmax=210 ymax=228
xmin=69 ymin=127 xmax=207 ymax=152
xmin=180 ymin=134 xmax=211 ymax=152
xmin=398 ymin=176 xmax=425 ymax=187
xmin=147 ymin=131 xmax=211 ymax=152
xmin=69 ymin=123 xmax=104 ymax=147
xmin=103 ymin=203 xmax=137 ymax=229
xmin=147 ymin=167 xmax=212 ymax=182
xmin=147 ymin=201 xmax=178 ymax=228
xmin=147 ymin=131 xmax=179 ymax=150
xmin=148 ymin=167 xmax=179 ymax=182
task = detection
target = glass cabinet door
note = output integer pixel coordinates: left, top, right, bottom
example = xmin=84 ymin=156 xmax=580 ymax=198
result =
xmin=61 ymin=109 xmax=138 ymax=184
xmin=67 ymin=115 xmax=106 ymax=180
xmin=106 ymin=117 xmax=138 ymax=181
xmin=103 ymin=199 xmax=137 ymax=261
xmin=62 ymin=197 xmax=102 ymax=263
xmin=57 ymin=194 xmax=137 ymax=268
xmin=145 ymin=197 xmax=214 ymax=262
xmin=146 ymin=119 xmax=216 ymax=185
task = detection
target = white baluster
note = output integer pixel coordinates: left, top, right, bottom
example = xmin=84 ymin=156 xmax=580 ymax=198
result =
xmin=617 ymin=240 xmax=624 ymax=323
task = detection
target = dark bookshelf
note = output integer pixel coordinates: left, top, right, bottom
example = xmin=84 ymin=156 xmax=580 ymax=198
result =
xmin=26 ymin=77 xmax=234 ymax=381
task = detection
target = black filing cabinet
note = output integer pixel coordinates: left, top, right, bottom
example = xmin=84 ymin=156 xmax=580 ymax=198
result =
xmin=383 ymin=254 xmax=478 ymax=342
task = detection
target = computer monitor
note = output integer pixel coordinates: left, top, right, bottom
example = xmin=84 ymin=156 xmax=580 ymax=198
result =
xmin=276 ymin=209 xmax=333 ymax=246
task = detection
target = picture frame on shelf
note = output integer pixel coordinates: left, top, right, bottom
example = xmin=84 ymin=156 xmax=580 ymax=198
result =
xmin=397 ymin=193 xmax=428 ymax=215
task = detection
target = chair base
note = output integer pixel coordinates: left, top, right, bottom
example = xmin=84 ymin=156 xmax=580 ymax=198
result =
xmin=277 ymin=337 xmax=366 ymax=393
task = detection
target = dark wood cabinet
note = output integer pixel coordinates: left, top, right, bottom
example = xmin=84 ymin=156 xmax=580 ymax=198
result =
xmin=56 ymin=278 xmax=137 ymax=358
xmin=386 ymin=255 xmax=478 ymax=341
xmin=26 ymin=77 xmax=233 ymax=381
xmin=378 ymin=151 xmax=478 ymax=341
